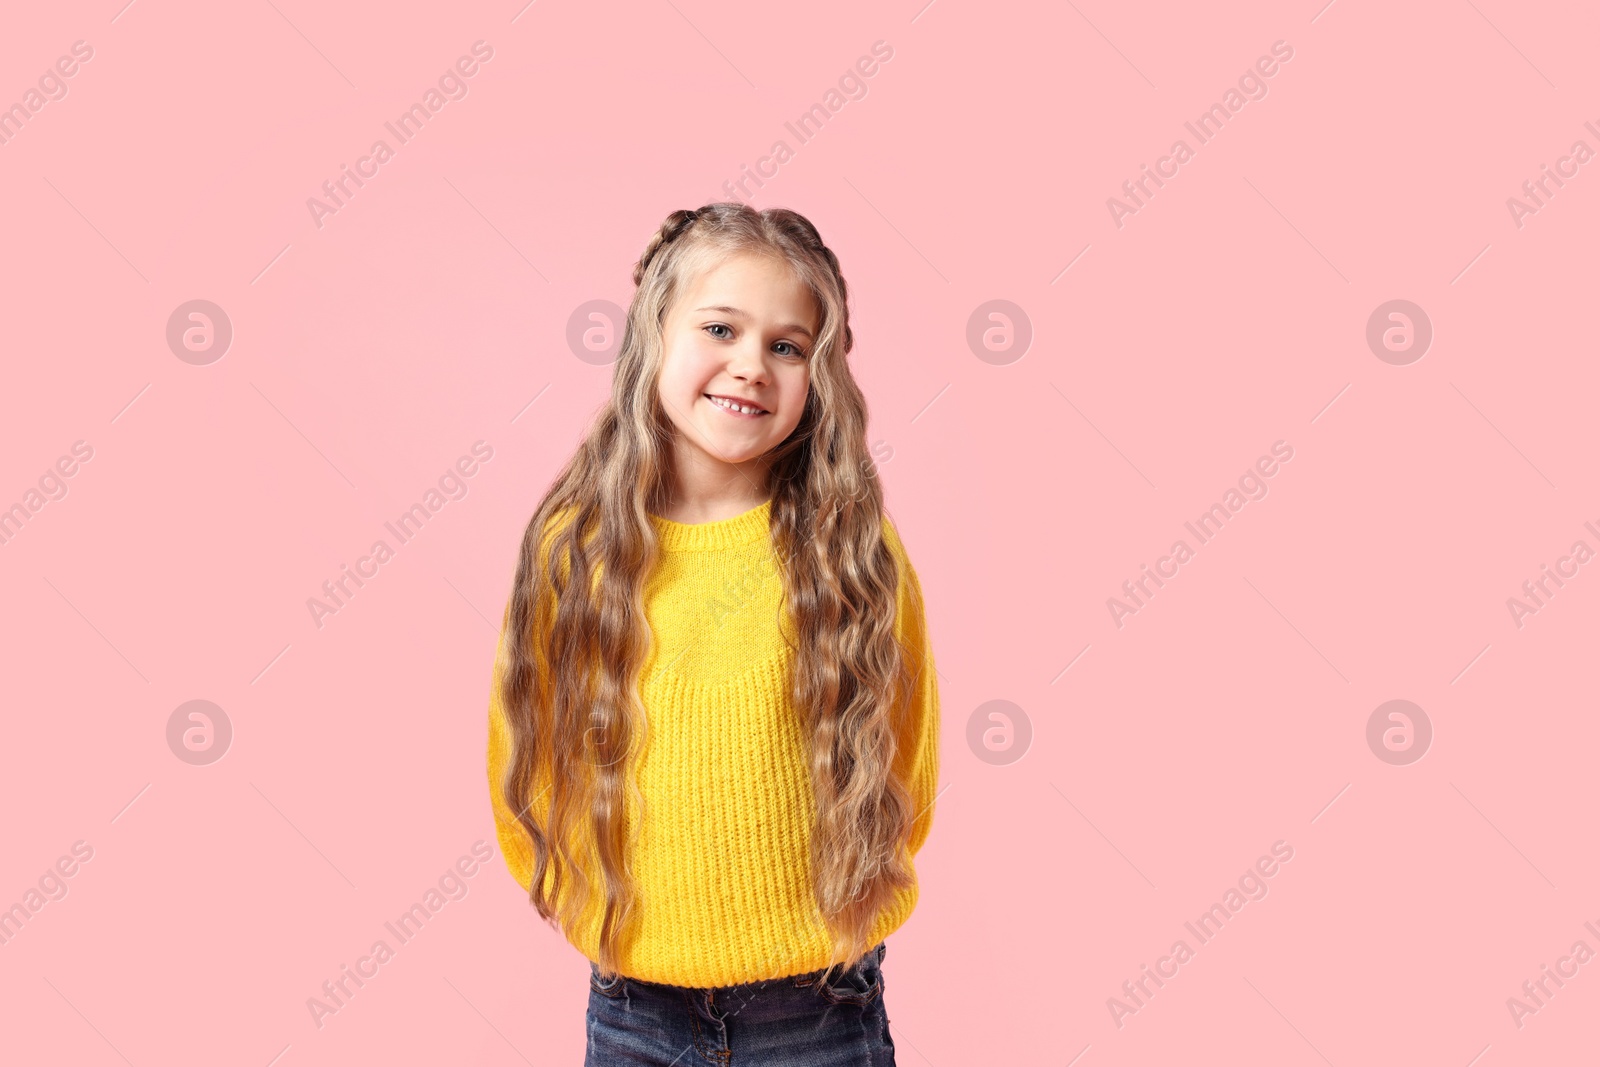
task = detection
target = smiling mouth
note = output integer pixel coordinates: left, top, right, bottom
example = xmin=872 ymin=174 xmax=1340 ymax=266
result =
xmin=705 ymin=394 xmax=770 ymax=417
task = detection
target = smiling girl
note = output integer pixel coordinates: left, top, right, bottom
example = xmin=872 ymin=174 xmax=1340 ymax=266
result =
xmin=486 ymin=202 xmax=939 ymax=1065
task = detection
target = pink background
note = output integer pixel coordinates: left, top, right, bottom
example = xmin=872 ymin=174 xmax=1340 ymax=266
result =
xmin=3 ymin=0 xmax=1597 ymax=1063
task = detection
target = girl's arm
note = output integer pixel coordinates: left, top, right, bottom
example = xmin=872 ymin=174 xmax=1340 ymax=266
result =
xmin=883 ymin=519 xmax=941 ymax=857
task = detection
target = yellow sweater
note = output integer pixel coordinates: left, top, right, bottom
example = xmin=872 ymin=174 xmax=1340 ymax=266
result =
xmin=486 ymin=498 xmax=940 ymax=988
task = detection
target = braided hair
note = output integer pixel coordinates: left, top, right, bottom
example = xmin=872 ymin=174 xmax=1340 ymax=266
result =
xmin=630 ymin=203 xmax=852 ymax=358
xmin=630 ymin=207 xmax=702 ymax=287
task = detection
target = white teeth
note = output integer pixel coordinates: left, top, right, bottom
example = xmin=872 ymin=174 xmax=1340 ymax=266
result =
xmin=709 ymin=395 xmax=764 ymax=415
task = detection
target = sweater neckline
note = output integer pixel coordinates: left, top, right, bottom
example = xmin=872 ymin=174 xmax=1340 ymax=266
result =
xmin=649 ymin=498 xmax=773 ymax=552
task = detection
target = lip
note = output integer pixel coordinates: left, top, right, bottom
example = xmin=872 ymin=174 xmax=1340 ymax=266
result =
xmin=704 ymin=393 xmax=770 ymax=418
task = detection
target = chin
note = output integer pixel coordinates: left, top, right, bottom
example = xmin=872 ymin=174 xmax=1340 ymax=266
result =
xmin=706 ymin=443 xmax=768 ymax=464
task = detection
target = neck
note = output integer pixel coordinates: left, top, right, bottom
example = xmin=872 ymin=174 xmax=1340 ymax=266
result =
xmin=662 ymin=454 xmax=771 ymax=523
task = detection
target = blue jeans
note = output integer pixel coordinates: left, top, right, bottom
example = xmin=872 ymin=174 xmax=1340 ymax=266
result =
xmin=585 ymin=941 xmax=895 ymax=1065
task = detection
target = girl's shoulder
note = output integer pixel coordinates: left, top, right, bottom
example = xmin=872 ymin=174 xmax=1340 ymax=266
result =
xmin=876 ymin=510 xmax=929 ymax=615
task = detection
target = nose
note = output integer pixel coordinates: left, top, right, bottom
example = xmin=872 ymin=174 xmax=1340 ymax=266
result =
xmin=726 ymin=336 xmax=770 ymax=385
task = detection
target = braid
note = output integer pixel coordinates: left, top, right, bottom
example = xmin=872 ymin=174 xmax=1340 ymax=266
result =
xmin=775 ymin=210 xmax=853 ymax=357
xmin=632 ymin=208 xmax=703 ymax=287
xmin=629 ymin=202 xmax=852 ymax=357
xmin=815 ymin=244 xmax=853 ymax=356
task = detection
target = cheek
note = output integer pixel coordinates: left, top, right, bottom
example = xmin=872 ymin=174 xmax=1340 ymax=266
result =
xmin=777 ymin=373 xmax=810 ymax=428
xmin=661 ymin=337 xmax=717 ymax=393
xmin=657 ymin=352 xmax=703 ymax=400
xmin=655 ymin=369 xmax=699 ymax=429
xmin=786 ymin=371 xmax=811 ymax=408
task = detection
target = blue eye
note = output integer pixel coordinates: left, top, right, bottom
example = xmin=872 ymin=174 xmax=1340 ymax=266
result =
xmin=703 ymin=324 xmax=807 ymax=358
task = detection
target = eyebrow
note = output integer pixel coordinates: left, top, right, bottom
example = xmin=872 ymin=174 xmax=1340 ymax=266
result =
xmin=694 ymin=305 xmax=815 ymax=342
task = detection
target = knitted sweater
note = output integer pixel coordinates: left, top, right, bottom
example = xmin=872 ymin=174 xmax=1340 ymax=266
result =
xmin=485 ymin=498 xmax=940 ymax=988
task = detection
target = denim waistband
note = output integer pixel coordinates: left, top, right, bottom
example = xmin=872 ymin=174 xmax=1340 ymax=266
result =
xmin=590 ymin=939 xmax=885 ymax=993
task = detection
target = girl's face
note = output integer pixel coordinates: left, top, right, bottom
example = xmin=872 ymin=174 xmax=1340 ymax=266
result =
xmin=656 ymin=251 xmax=818 ymax=489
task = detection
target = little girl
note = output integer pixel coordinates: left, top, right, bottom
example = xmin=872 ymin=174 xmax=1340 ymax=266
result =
xmin=486 ymin=202 xmax=940 ymax=1065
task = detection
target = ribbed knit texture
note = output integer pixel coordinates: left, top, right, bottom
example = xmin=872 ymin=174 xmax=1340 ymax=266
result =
xmin=486 ymin=498 xmax=940 ymax=988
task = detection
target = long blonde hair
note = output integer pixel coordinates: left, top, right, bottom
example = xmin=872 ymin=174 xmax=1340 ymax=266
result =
xmin=498 ymin=201 xmax=921 ymax=982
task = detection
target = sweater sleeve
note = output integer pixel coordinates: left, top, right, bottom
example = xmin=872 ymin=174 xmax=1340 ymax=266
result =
xmin=883 ymin=518 xmax=941 ymax=858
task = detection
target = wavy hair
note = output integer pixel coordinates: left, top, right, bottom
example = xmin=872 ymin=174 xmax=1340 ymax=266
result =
xmin=497 ymin=201 xmax=921 ymax=983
